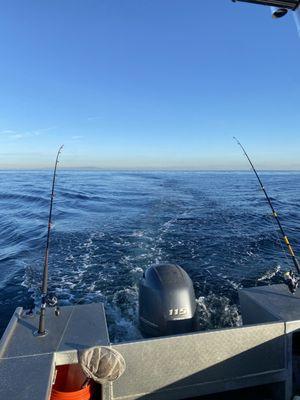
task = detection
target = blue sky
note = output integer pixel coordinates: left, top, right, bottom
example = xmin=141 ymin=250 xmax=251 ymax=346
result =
xmin=0 ymin=1 xmax=299 ymax=169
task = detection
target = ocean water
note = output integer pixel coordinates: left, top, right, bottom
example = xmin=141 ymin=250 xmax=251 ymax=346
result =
xmin=0 ymin=170 xmax=300 ymax=342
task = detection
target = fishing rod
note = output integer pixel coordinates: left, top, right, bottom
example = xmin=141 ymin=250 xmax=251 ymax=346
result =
xmin=234 ymin=137 xmax=300 ymax=292
xmin=37 ymin=145 xmax=64 ymax=336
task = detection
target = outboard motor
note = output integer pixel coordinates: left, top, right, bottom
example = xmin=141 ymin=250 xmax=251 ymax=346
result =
xmin=139 ymin=263 xmax=197 ymax=337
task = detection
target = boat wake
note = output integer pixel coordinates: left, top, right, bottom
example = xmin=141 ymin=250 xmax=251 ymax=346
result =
xmin=1 ymin=171 xmax=299 ymax=341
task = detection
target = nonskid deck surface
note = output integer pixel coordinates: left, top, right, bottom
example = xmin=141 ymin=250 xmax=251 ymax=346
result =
xmin=0 ymin=303 xmax=109 ymax=400
xmin=1 ymin=284 xmax=300 ymax=400
xmin=240 ymin=284 xmax=300 ymax=323
xmin=0 ymin=303 xmax=109 ymax=358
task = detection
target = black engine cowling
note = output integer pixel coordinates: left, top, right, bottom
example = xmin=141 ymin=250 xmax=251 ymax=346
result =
xmin=139 ymin=263 xmax=197 ymax=337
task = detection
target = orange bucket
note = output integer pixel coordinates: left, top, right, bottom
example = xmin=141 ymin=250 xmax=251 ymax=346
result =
xmin=50 ymin=365 xmax=93 ymax=400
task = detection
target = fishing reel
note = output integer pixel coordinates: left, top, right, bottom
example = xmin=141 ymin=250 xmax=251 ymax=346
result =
xmin=283 ymin=270 xmax=300 ymax=294
xmin=46 ymin=295 xmax=60 ymax=316
xmin=26 ymin=294 xmax=60 ymax=317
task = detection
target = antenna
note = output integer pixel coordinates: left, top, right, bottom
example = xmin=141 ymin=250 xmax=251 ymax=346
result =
xmin=36 ymin=145 xmax=64 ymax=336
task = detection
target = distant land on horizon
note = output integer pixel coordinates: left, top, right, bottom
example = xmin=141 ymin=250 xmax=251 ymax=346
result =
xmin=1 ymin=168 xmax=300 ymax=173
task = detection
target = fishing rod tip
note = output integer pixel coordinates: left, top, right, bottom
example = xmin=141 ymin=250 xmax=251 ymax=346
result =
xmin=233 ymin=136 xmax=242 ymax=146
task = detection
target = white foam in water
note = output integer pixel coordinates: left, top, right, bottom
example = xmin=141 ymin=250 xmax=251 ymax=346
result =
xmin=216 ymin=272 xmax=243 ymax=290
xmin=107 ymin=285 xmax=142 ymax=343
xmin=131 ymin=230 xmax=144 ymax=238
xmin=257 ymin=265 xmax=281 ymax=282
xmin=129 ymin=267 xmax=144 ymax=278
xmin=19 ymin=228 xmax=245 ymax=343
xmin=196 ymin=294 xmax=242 ymax=330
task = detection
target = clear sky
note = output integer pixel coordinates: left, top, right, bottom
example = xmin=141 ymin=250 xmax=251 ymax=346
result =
xmin=0 ymin=1 xmax=299 ymax=169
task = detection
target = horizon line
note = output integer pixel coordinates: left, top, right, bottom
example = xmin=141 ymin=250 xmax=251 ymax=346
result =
xmin=1 ymin=167 xmax=300 ymax=172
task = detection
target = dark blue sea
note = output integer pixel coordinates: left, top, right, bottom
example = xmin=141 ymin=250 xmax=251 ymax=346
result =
xmin=1 ymin=170 xmax=300 ymax=342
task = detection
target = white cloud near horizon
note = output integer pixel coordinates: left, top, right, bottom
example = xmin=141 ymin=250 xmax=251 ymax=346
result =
xmin=71 ymin=135 xmax=83 ymax=140
xmin=0 ymin=129 xmax=16 ymax=135
xmin=0 ymin=126 xmax=58 ymax=140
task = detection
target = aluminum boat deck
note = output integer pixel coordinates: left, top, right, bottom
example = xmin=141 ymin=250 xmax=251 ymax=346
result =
xmin=1 ymin=284 xmax=300 ymax=400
